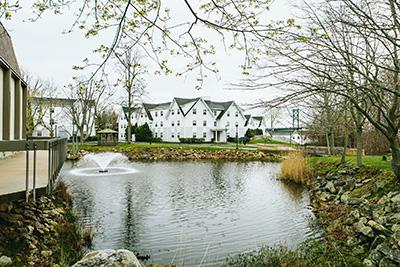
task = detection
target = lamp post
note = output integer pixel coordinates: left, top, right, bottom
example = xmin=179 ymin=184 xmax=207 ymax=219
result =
xmin=235 ymin=122 xmax=239 ymax=150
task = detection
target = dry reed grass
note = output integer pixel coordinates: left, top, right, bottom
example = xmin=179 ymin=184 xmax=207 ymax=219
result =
xmin=279 ymin=153 xmax=311 ymax=185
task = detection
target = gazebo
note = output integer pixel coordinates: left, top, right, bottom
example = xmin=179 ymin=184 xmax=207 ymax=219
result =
xmin=97 ymin=129 xmax=118 ymax=146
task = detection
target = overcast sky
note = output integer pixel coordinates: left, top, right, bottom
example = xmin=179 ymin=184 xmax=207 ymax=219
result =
xmin=2 ymin=1 xmax=295 ymax=118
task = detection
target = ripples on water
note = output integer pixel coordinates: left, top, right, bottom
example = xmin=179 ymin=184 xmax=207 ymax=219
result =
xmin=61 ymin=158 xmax=313 ymax=266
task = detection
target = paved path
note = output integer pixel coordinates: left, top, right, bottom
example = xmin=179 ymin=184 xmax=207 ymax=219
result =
xmin=0 ymin=151 xmax=49 ymax=196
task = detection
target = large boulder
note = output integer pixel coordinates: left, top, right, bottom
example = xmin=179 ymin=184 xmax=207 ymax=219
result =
xmin=72 ymin=249 xmax=142 ymax=267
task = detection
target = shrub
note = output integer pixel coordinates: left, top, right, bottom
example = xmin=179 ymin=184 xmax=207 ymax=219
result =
xmin=135 ymin=123 xmax=153 ymax=142
xmin=279 ymin=153 xmax=311 ymax=184
xmin=179 ymin=137 xmax=205 ymax=143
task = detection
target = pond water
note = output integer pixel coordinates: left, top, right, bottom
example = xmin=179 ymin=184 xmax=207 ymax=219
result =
xmin=61 ymin=153 xmax=313 ymax=266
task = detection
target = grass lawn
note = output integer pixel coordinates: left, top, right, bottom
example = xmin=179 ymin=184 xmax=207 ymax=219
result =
xmin=308 ymin=155 xmax=392 ymax=170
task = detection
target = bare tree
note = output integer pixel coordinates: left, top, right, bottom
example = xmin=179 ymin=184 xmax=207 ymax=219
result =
xmin=238 ymin=0 xmax=400 ymax=179
xmin=24 ymin=72 xmax=56 ymax=137
xmin=65 ymin=78 xmax=110 ymax=144
xmin=115 ymin=47 xmax=146 ymax=143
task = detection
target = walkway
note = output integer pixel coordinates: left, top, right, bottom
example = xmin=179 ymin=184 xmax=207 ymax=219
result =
xmin=0 ymin=151 xmax=49 ymax=196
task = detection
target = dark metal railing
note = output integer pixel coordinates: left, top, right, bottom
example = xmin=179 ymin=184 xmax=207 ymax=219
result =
xmin=0 ymin=137 xmax=67 ymax=202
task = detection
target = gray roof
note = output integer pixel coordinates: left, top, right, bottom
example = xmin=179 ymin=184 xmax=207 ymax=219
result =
xmin=174 ymin=97 xmax=200 ymax=106
xmin=0 ymin=22 xmax=21 ymax=76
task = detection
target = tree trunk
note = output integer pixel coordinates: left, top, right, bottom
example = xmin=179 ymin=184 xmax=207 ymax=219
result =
xmin=330 ymin=130 xmax=335 ymax=155
xmin=355 ymin=127 xmax=363 ymax=167
xmin=326 ymin=132 xmax=331 ymax=155
xmin=341 ymin=130 xmax=348 ymax=164
xmin=127 ymin=110 xmax=132 ymax=144
xmin=390 ymin=139 xmax=400 ymax=181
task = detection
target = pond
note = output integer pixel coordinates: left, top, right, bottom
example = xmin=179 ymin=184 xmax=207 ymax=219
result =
xmin=61 ymin=153 xmax=313 ymax=266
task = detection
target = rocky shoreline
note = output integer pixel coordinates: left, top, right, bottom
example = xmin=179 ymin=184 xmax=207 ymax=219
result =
xmin=309 ymin=162 xmax=400 ymax=266
xmin=0 ymin=183 xmax=89 ymax=266
xmin=67 ymin=147 xmax=280 ymax=162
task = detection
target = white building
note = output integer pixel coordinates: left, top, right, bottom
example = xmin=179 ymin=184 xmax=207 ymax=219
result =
xmin=118 ymin=97 xmax=248 ymax=142
xmin=31 ymin=97 xmax=96 ymax=139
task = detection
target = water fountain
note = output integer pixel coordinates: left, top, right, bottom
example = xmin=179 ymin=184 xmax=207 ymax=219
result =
xmin=70 ymin=152 xmax=138 ymax=177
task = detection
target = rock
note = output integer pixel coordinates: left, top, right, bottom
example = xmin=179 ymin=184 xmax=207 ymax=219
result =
xmin=347 ymin=197 xmax=362 ymax=205
xmin=368 ymin=220 xmax=392 ymax=236
xmin=363 ymin=259 xmax=374 ymax=267
xmin=390 ymin=194 xmax=400 ymax=204
xmin=355 ymin=221 xmax=374 ymax=237
xmin=389 ymin=213 xmax=400 ymax=224
xmin=319 ymin=192 xmax=332 ymax=201
xmin=72 ymin=249 xmax=142 ymax=267
xmin=41 ymin=250 xmax=52 ymax=257
xmin=0 ymin=256 xmax=12 ymax=266
xmin=379 ymin=257 xmax=397 ymax=267
xmin=325 ymin=181 xmax=336 ymax=194
xmin=377 ymin=243 xmax=400 ymax=263
xmin=340 ymin=191 xmax=350 ymax=203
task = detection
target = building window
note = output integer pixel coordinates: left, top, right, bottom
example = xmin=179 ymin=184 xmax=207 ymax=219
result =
xmin=172 ymin=133 xmax=175 ymax=138
xmin=203 ymin=120 xmax=207 ymax=126
xmin=226 ymin=122 xmax=230 ymax=127
xmin=203 ymin=109 xmax=207 ymax=115
xmin=177 ymin=132 xmax=181 ymax=138
xmin=155 ymin=123 xmax=158 ymax=127
xmin=141 ymin=114 xmax=143 ymax=118
xmin=227 ymin=111 xmax=230 ymax=117
xmin=227 ymin=131 xmax=230 ymax=138
xmin=160 ymin=110 xmax=164 ymax=116
xmin=203 ymin=132 xmax=207 ymax=138
xmin=155 ymin=132 xmax=158 ymax=138
xmin=193 ymin=132 xmax=197 ymax=138
xmin=177 ymin=109 xmax=180 ymax=115
xmin=37 ymin=130 xmax=42 ymax=137
xmin=177 ymin=120 xmax=180 ymax=126
xmin=155 ymin=111 xmax=158 ymax=117
xmin=172 ymin=121 xmax=175 ymax=126
xmin=235 ymin=111 xmax=239 ymax=117
xmin=193 ymin=120 xmax=197 ymax=126
xmin=172 ymin=109 xmax=175 ymax=115
xmin=214 ymin=110 xmax=217 ymax=116
xmin=161 ymin=132 xmax=163 ymax=138
xmin=214 ymin=121 xmax=217 ymax=127
xmin=160 ymin=122 xmax=163 ymax=127
xmin=193 ymin=108 xmax=197 ymax=115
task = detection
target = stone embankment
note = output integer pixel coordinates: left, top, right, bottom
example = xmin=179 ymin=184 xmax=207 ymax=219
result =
xmin=67 ymin=147 xmax=280 ymax=162
xmin=310 ymin=164 xmax=400 ymax=266
xmin=0 ymin=184 xmax=88 ymax=266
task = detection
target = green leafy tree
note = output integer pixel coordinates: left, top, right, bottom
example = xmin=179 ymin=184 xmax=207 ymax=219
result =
xmin=135 ymin=123 xmax=153 ymax=142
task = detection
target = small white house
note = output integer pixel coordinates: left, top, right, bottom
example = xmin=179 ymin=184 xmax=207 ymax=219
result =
xmin=31 ymin=97 xmax=96 ymax=139
xmin=118 ymin=97 xmax=248 ymax=142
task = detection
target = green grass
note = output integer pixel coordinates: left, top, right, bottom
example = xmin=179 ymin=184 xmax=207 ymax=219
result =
xmin=248 ymin=137 xmax=291 ymax=145
xmin=68 ymin=141 xmax=256 ymax=152
xmin=308 ymin=155 xmax=392 ymax=170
